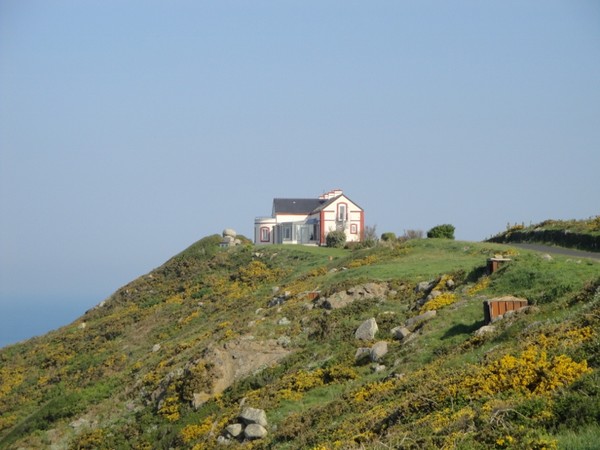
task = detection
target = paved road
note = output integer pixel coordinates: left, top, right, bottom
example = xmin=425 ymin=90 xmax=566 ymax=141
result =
xmin=505 ymin=243 xmax=600 ymax=260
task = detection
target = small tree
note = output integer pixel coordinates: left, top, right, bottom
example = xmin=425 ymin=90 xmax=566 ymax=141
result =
xmin=427 ymin=224 xmax=455 ymax=239
xmin=326 ymin=230 xmax=347 ymax=248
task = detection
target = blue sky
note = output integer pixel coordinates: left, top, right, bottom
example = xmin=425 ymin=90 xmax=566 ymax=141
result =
xmin=1 ymin=1 xmax=599 ymax=347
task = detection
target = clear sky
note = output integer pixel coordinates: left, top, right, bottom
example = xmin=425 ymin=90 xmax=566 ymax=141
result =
xmin=1 ymin=1 xmax=599 ymax=347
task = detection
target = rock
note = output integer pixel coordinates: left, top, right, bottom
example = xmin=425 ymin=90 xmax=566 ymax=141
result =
xmin=391 ymin=326 xmax=412 ymax=341
xmin=277 ymin=317 xmax=291 ymax=326
xmin=244 ymin=423 xmax=268 ymax=440
xmin=192 ymin=392 xmax=211 ymax=410
xmin=372 ymin=364 xmax=386 ymax=373
xmin=405 ymin=310 xmax=437 ymax=329
xmin=272 ymin=286 xmax=280 ymax=294
xmin=416 ymin=281 xmax=433 ymax=293
xmin=223 ymin=228 xmax=237 ymax=238
xmin=370 ymin=341 xmax=388 ymax=362
xmin=239 ymin=407 xmax=268 ymax=427
xmin=474 ymin=325 xmax=496 ymax=337
xmin=322 ymin=283 xmax=388 ymax=309
xmin=78 ymin=322 xmax=86 ymax=330
xmin=355 ymin=318 xmax=378 ymax=340
xmin=152 ymin=343 xmax=161 ymax=352
xmin=446 ymin=279 xmax=455 ymax=289
xmin=217 ymin=435 xmax=231 ymax=445
xmin=354 ymin=347 xmax=371 ymax=361
xmin=225 ymin=423 xmax=243 ymax=438
xmin=322 ymin=292 xmax=353 ymax=309
xmin=427 ymin=290 xmax=442 ymax=301
xmin=541 ymin=254 xmax=553 ymax=261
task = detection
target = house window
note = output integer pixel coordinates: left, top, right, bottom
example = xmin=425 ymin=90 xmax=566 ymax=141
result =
xmin=337 ymin=203 xmax=347 ymax=222
xmin=260 ymin=227 xmax=271 ymax=242
xmin=283 ymin=225 xmax=292 ymax=241
xmin=350 ymin=224 xmax=358 ymax=234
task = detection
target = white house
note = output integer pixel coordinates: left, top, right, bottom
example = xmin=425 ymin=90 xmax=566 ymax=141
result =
xmin=254 ymin=189 xmax=364 ymax=246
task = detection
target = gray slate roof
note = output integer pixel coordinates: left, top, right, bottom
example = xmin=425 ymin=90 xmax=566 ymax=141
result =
xmin=272 ymin=194 xmax=363 ymax=216
xmin=272 ymin=198 xmax=327 ymax=215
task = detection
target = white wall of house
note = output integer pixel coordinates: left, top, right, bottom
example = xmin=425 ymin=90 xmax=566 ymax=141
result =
xmin=254 ymin=217 xmax=276 ymax=244
xmin=319 ymin=195 xmax=363 ymax=243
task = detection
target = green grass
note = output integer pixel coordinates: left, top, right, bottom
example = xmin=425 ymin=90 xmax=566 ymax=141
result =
xmin=2 ymin=236 xmax=599 ymax=450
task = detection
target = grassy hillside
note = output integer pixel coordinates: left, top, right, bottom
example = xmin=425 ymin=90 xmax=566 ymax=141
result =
xmin=1 ymin=236 xmax=599 ymax=449
xmin=488 ymin=217 xmax=600 ymax=252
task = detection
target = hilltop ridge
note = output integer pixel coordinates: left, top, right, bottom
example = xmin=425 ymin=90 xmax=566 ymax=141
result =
xmin=1 ymin=233 xmax=599 ymax=449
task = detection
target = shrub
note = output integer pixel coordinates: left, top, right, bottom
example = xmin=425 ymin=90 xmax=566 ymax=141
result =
xmin=427 ymin=224 xmax=455 ymax=239
xmin=381 ymin=232 xmax=396 ymax=242
xmin=326 ymin=230 xmax=346 ymax=248
xmin=403 ymin=229 xmax=424 ymax=240
xmin=362 ymin=225 xmax=379 ymax=247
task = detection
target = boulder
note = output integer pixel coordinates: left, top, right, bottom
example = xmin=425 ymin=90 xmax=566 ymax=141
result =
xmin=426 ymin=290 xmax=442 ymax=301
xmin=244 ymin=423 xmax=268 ymax=440
xmin=391 ymin=326 xmax=412 ymax=341
xmin=277 ymin=317 xmax=291 ymax=326
xmin=322 ymin=283 xmax=388 ymax=309
xmin=223 ymin=228 xmax=237 ymax=238
xmin=152 ymin=343 xmax=161 ymax=352
xmin=474 ymin=325 xmax=496 ymax=337
xmin=372 ymin=364 xmax=386 ymax=373
xmin=354 ymin=347 xmax=371 ymax=362
xmin=225 ymin=423 xmax=243 ymax=438
xmin=355 ymin=318 xmax=378 ymax=340
xmin=239 ymin=407 xmax=268 ymax=427
xmin=416 ymin=281 xmax=434 ymax=293
xmin=370 ymin=341 xmax=388 ymax=362
xmin=405 ymin=310 xmax=437 ymax=329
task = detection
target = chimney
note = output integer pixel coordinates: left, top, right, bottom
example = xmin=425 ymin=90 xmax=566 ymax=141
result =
xmin=319 ymin=188 xmax=343 ymax=200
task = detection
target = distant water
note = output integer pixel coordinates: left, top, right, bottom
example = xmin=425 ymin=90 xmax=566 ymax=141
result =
xmin=0 ymin=297 xmax=98 ymax=348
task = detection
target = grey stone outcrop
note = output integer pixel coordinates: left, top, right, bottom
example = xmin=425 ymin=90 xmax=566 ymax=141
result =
xmin=320 ymin=283 xmax=388 ymax=309
xmin=355 ymin=347 xmax=371 ymax=361
xmin=355 ymin=318 xmax=378 ymax=340
xmin=239 ymin=407 xmax=268 ymax=427
xmin=405 ymin=310 xmax=437 ymax=329
xmin=370 ymin=341 xmax=388 ymax=362
xmin=244 ymin=424 xmax=268 ymax=439
xmin=225 ymin=423 xmax=243 ymax=438
xmin=390 ymin=326 xmax=412 ymax=341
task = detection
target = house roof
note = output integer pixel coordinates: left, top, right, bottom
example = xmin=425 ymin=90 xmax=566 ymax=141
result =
xmin=272 ymin=198 xmax=326 ymax=215
xmin=272 ymin=194 xmax=364 ymax=215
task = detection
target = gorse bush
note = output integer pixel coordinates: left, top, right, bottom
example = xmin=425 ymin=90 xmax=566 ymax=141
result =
xmin=427 ymin=224 xmax=455 ymax=239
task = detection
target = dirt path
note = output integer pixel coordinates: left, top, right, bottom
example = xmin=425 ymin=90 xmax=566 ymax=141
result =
xmin=507 ymin=243 xmax=600 ymax=260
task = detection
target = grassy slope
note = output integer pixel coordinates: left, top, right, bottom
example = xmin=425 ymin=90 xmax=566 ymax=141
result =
xmin=488 ymin=217 xmax=600 ymax=252
xmin=0 ymin=237 xmax=598 ymax=449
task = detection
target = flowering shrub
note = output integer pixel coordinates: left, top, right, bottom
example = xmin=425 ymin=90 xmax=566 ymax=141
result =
xmin=180 ymin=416 xmax=214 ymax=443
xmin=348 ymin=255 xmax=378 ymax=269
xmin=421 ymin=292 xmax=457 ymax=312
xmin=467 ymin=276 xmax=490 ymax=296
xmin=463 ymin=347 xmax=590 ymax=398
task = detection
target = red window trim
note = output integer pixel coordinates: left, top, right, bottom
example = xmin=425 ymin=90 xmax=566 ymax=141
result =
xmin=337 ymin=202 xmax=348 ymax=221
xmin=260 ymin=226 xmax=271 ymax=243
xmin=350 ymin=223 xmax=358 ymax=234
